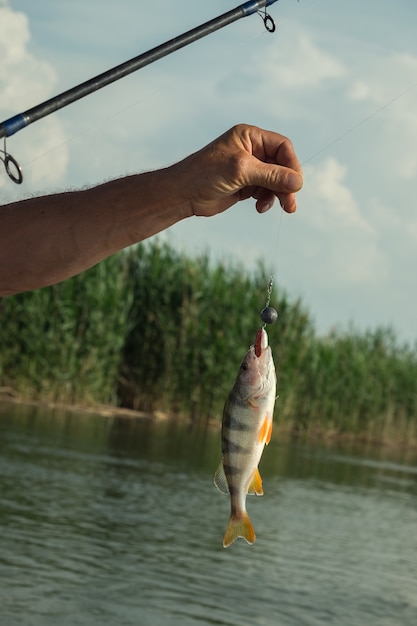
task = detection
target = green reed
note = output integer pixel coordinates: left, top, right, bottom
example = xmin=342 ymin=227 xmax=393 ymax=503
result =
xmin=284 ymin=326 xmax=417 ymax=443
xmin=1 ymin=240 xmax=416 ymax=442
xmin=0 ymin=254 xmax=132 ymax=405
xmin=118 ymin=243 xmax=269 ymax=420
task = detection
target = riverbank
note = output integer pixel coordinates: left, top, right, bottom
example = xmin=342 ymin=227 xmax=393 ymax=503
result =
xmin=2 ymin=391 xmax=416 ymax=454
xmin=1 ymin=242 xmax=416 ymax=443
xmin=0 ymin=388 xmax=159 ymax=421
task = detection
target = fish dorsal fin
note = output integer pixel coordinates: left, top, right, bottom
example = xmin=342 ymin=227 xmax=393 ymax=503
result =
xmin=214 ymin=462 xmax=229 ymax=495
xmin=258 ymin=416 xmax=273 ymax=445
xmin=247 ymin=467 xmax=263 ymax=496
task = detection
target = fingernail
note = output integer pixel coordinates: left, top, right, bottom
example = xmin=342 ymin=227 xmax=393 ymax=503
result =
xmin=259 ymin=199 xmax=274 ymax=213
xmin=286 ymin=172 xmax=302 ymax=192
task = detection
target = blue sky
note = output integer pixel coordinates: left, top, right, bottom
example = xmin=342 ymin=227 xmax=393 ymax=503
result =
xmin=1 ymin=0 xmax=417 ymax=344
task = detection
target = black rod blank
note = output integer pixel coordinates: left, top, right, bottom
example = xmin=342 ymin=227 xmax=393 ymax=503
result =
xmin=0 ymin=1 xmax=278 ymax=139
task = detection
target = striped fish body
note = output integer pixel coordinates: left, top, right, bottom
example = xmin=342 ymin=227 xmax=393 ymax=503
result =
xmin=214 ymin=328 xmax=276 ymax=548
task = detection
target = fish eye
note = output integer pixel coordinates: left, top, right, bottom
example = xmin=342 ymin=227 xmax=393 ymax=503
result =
xmin=241 ymin=363 xmax=248 ymax=371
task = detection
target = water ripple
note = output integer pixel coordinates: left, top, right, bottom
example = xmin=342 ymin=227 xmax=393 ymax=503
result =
xmin=1 ymin=409 xmax=417 ymax=625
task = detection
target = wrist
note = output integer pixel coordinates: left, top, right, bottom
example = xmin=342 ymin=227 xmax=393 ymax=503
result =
xmin=95 ymin=167 xmax=191 ymax=248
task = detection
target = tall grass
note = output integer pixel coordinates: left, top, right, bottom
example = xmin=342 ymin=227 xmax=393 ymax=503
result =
xmin=1 ymin=240 xmax=416 ymax=442
xmin=0 ymin=254 xmax=132 ymax=405
xmin=118 ymin=243 xmax=271 ymax=420
xmin=293 ymin=328 xmax=417 ymax=443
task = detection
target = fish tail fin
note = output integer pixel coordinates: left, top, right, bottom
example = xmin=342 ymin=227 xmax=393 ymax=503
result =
xmin=223 ymin=512 xmax=255 ymax=548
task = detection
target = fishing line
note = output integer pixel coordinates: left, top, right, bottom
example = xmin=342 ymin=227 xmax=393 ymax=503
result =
xmin=0 ymin=0 xmax=280 ymax=184
xmin=263 ymin=74 xmax=417 ymax=319
xmin=301 ymin=79 xmax=417 ymax=166
xmin=17 ymin=5 xmax=416 ymax=183
xmin=262 ymin=207 xmax=283 ymax=314
xmin=2 ymin=0 xmax=415 ymax=314
xmin=0 ymin=0 xmax=330 ymax=185
xmin=18 ymin=85 xmax=163 ymax=172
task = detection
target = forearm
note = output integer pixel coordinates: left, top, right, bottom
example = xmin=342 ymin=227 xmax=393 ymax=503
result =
xmin=0 ymin=125 xmax=303 ymax=296
xmin=0 ymin=168 xmax=190 ymax=296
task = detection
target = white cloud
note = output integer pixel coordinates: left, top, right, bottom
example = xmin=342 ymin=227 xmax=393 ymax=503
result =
xmin=210 ymin=25 xmax=347 ymax=128
xmin=1 ymin=0 xmax=416 ymax=343
xmin=0 ymin=7 xmax=56 ymax=111
xmin=0 ymin=4 xmax=68 ymax=194
xmin=301 ymin=158 xmax=385 ymax=286
xmin=264 ymin=32 xmax=346 ymax=90
xmin=348 ymin=52 xmax=417 ymax=106
xmin=347 ymin=51 xmax=417 ymax=180
xmin=306 ymin=158 xmax=374 ymax=235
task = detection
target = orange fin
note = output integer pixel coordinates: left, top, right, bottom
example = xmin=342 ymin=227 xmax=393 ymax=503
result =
xmin=258 ymin=416 xmax=273 ymax=445
xmin=223 ymin=512 xmax=255 ymax=548
xmin=247 ymin=467 xmax=263 ymax=496
xmin=265 ymin=420 xmax=273 ymax=445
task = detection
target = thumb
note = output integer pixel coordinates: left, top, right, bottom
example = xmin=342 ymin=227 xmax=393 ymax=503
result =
xmin=248 ymin=159 xmax=303 ymax=194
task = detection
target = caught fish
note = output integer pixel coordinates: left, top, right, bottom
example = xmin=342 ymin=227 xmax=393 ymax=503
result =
xmin=214 ymin=327 xmax=276 ymax=548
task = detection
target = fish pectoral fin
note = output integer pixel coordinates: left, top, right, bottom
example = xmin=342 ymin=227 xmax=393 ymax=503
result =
xmin=258 ymin=416 xmax=273 ymax=445
xmin=247 ymin=467 xmax=263 ymax=496
xmin=223 ymin=512 xmax=255 ymax=548
xmin=214 ymin=462 xmax=229 ymax=495
xmin=265 ymin=420 xmax=272 ymax=445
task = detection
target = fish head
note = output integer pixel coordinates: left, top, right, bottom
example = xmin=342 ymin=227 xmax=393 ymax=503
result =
xmin=235 ymin=328 xmax=276 ymax=399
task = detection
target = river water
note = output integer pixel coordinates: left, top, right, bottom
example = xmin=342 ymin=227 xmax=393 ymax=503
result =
xmin=1 ymin=401 xmax=417 ymax=626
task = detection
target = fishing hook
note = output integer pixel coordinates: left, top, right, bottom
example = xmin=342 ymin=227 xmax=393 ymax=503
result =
xmin=1 ymin=138 xmax=23 ymax=184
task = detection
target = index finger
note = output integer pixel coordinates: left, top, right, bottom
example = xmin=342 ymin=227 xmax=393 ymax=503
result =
xmin=252 ymin=127 xmax=303 ymax=175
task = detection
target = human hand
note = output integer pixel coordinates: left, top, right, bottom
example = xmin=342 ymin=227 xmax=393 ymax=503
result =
xmin=173 ymin=124 xmax=303 ymax=218
xmin=0 ymin=125 xmax=302 ymax=294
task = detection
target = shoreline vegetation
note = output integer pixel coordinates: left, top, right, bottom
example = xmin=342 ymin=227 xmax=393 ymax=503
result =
xmin=1 ymin=241 xmax=416 ymax=449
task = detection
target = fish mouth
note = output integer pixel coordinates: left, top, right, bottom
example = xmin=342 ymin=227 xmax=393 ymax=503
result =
xmin=254 ymin=327 xmax=268 ymax=358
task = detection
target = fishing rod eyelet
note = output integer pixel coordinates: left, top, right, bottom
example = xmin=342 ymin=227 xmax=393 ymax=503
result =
xmin=4 ymin=153 xmax=23 ymax=184
xmin=1 ymin=138 xmax=23 ymax=184
xmin=257 ymin=10 xmax=276 ymax=33
xmin=263 ymin=14 xmax=276 ymax=33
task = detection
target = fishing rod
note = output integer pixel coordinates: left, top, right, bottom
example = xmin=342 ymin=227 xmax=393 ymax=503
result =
xmin=0 ymin=0 xmax=279 ymax=184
